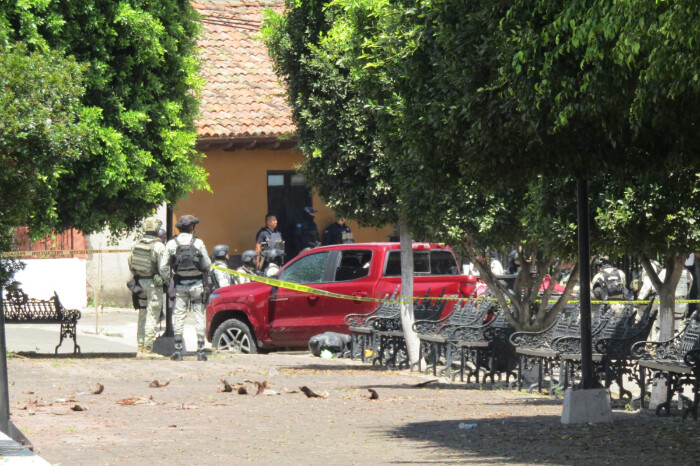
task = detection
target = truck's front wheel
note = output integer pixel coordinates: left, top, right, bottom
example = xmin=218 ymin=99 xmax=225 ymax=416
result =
xmin=212 ymin=319 xmax=257 ymax=354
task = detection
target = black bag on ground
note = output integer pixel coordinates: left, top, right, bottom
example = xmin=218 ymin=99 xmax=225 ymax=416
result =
xmin=308 ymin=332 xmax=351 ymax=357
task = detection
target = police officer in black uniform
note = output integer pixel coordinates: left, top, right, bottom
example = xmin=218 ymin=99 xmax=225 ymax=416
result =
xmin=255 ymin=213 xmax=284 ymax=270
xmin=323 ymin=216 xmax=354 ymax=245
xmin=293 ymin=206 xmax=320 ymax=255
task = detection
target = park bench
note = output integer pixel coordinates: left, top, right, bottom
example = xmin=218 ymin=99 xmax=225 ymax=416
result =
xmin=510 ymin=303 xmax=601 ymax=393
xmin=411 ymin=289 xmax=483 ymax=375
xmin=632 ymin=311 xmax=700 ymax=419
xmin=446 ymin=300 xmax=517 ymax=384
xmin=345 ymin=286 xmax=400 ymax=362
xmin=555 ymin=300 xmax=656 ymax=398
xmin=2 ymin=288 xmax=81 ymax=354
xmin=369 ymin=288 xmax=448 ymax=369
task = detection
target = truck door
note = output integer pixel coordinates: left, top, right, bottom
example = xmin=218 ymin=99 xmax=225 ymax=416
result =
xmin=298 ymin=249 xmax=375 ymax=340
xmin=269 ymin=250 xmax=331 ymax=345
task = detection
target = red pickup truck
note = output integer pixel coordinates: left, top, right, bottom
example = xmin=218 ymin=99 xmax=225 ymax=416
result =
xmin=206 ymin=242 xmax=477 ymax=353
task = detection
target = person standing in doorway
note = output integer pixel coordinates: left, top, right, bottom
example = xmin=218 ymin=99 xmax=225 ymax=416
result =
xmin=294 ymin=206 xmax=320 ymax=254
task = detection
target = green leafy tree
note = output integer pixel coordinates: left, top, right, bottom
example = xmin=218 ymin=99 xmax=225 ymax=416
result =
xmin=0 ymin=40 xmax=88 ymax=284
xmin=264 ymin=0 xmax=441 ymax=363
xmin=1 ymin=0 xmax=208 ymax=238
xmin=494 ymin=0 xmax=700 ymax=340
xmin=263 ymin=0 xmax=397 ymax=226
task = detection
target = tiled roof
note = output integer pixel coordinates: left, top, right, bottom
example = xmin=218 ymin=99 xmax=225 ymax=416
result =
xmin=193 ymin=0 xmax=296 ymax=139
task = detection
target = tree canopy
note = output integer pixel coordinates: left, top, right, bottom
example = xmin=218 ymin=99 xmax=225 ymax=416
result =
xmin=0 ymin=1 xmax=208 ymax=240
xmin=263 ymin=0 xmax=398 ymax=227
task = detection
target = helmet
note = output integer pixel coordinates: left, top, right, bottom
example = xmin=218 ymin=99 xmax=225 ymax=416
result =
xmin=262 ymin=248 xmax=284 ymax=265
xmin=594 ymin=255 xmax=609 ymax=267
xmin=176 ymin=214 xmax=199 ymax=230
xmin=241 ymin=249 xmax=257 ymax=265
xmin=142 ymin=217 xmax=162 ymax=234
xmin=212 ymin=244 xmax=229 ymax=260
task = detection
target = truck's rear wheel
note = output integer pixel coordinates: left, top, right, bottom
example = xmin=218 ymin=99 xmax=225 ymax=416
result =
xmin=212 ymin=319 xmax=257 ymax=354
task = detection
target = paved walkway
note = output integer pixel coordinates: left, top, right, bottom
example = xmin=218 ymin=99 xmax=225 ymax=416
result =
xmin=5 ymin=351 xmax=700 ymax=465
xmin=4 ymin=307 xmax=204 ymax=356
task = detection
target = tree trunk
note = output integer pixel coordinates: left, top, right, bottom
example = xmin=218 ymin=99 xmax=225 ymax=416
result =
xmin=398 ymin=218 xmax=420 ymax=365
xmin=643 ymin=254 xmax=684 ymax=408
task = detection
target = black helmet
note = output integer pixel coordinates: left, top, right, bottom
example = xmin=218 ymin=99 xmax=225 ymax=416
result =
xmin=176 ymin=214 xmax=199 ymax=230
xmin=212 ymin=244 xmax=229 ymax=259
xmin=241 ymin=249 xmax=257 ymax=265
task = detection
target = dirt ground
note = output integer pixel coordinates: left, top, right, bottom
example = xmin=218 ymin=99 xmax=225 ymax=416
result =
xmin=6 ymin=352 xmax=700 ymax=465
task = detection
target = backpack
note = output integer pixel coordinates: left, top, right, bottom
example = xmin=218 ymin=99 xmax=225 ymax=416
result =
xmin=601 ymin=268 xmax=625 ymax=296
xmin=130 ymin=237 xmax=159 ymax=277
xmin=172 ymin=236 xmax=203 ymax=277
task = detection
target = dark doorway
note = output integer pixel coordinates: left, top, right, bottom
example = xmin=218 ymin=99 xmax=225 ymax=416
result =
xmin=267 ymin=171 xmax=312 ymax=260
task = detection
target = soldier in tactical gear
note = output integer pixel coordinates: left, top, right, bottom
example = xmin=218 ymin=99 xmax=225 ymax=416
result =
xmin=128 ymin=217 xmax=167 ymax=359
xmin=255 ymin=213 xmax=284 ymax=270
xmin=159 ymin=214 xmax=211 ymax=361
xmin=210 ymin=244 xmax=233 ymax=290
xmin=591 ymin=255 xmax=629 ymax=315
xmin=235 ymin=250 xmax=257 ymax=284
xmin=323 ymin=216 xmax=354 ymax=245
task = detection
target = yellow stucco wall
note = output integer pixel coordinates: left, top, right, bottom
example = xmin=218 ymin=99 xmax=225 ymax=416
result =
xmin=175 ymin=149 xmax=395 ymax=256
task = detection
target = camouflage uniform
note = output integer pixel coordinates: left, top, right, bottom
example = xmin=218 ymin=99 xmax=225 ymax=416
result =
xmin=128 ymin=217 xmax=166 ymax=358
xmin=212 ymin=259 xmax=232 ymax=289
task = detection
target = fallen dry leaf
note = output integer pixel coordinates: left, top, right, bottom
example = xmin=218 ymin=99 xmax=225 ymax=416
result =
xmin=91 ymin=383 xmax=104 ymax=395
xmin=299 ymin=386 xmax=328 ymax=398
xmin=237 ymin=386 xmax=248 ymax=395
xmin=116 ymin=396 xmax=155 ymax=406
xmin=70 ymin=404 xmax=87 ymax=412
xmin=149 ymin=380 xmax=171 ymax=388
xmin=368 ymin=389 xmax=379 ymax=400
xmin=218 ymin=379 xmax=233 ymax=393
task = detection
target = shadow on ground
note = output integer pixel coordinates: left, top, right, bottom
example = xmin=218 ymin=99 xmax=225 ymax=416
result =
xmin=391 ymin=411 xmax=700 ymax=464
xmin=10 ymin=351 xmax=135 ymax=359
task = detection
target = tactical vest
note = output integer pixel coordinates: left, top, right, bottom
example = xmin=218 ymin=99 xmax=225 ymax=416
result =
xmin=172 ymin=236 xmax=203 ymax=278
xmin=601 ymin=268 xmax=624 ymax=296
xmin=130 ymin=237 xmax=159 ymax=277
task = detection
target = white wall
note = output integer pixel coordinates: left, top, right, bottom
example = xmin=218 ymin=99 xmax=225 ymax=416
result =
xmin=14 ymin=258 xmax=87 ymax=309
xmin=85 ymin=205 xmax=168 ymax=308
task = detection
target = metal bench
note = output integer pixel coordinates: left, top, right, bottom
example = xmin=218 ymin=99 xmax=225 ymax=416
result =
xmin=370 ymin=288 xmax=448 ymax=369
xmin=2 ymin=288 xmax=81 ymax=354
xmin=632 ymin=311 xmax=700 ymax=419
xmin=447 ymin=300 xmax=516 ymax=384
xmin=412 ymin=289 xmax=483 ymax=375
xmin=510 ymin=303 xmax=588 ymax=393
xmin=345 ymin=286 xmax=400 ymax=362
xmin=555 ymin=300 xmax=656 ymax=398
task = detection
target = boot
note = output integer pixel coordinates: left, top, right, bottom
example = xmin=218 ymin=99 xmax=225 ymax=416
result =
xmin=136 ymin=344 xmax=146 ymax=359
xmin=197 ymin=337 xmax=207 ymax=362
xmin=144 ymin=347 xmax=164 ymax=359
xmin=171 ymin=336 xmax=183 ymax=361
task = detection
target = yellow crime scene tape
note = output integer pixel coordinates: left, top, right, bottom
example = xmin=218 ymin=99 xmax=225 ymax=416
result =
xmin=0 ymin=249 xmax=131 ymax=257
xmin=3 ymin=250 xmax=698 ymax=307
xmin=211 ymin=264 xmax=700 ymax=307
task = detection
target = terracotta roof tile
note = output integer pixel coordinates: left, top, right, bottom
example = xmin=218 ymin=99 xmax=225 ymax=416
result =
xmin=192 ymin=0 xmax=295 ymax=139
